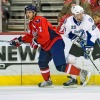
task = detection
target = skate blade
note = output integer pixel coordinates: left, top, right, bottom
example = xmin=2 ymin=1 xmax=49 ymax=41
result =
xmin=82 ymin=72 xmax=92 ymax=87
xmin=39 ymin=86 xmax=54 ymax=88
xmin=63 ymin=85 xmax=77 ymax=88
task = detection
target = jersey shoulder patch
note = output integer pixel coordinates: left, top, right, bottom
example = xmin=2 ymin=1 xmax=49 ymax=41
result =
xmin=92 ymin=24 xmax=96 ymax=30
xmin=88 ymin=18 xmax=93 ymax=23
xmin=35 ymin=19 xmax=40 ymax=23
xmin=86 ymin=15 xmax=94 ymax=23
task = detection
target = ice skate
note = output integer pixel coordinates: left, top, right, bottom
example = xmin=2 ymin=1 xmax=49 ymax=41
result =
xmin=80 ymin=70 xmax=91 ymax=86
xmin=63 ymin=76 xmax=78 ymax=87
xmin=38 ymin=80 xmax=53 ymax=87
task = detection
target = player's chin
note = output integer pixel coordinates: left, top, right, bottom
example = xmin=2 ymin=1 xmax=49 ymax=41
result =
xmin=77 ymin=19 xmax=82 ymax=22
xmin=79 ymin=20 xmax=82 ymax=22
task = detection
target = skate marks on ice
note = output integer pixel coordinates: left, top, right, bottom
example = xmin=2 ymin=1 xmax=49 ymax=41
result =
xmin=0 ymin=85 xmax=100 ymax=94
xmin=0 ymin=86 xmax=100 ymax=100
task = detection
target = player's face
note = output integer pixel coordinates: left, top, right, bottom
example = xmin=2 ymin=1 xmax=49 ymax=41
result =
xmin=26 ymin=10 xmax=36 ymax=20
xmin=73 ymin=13 xmax=83 ymax=22
xmin=93 ymin=16 xmax=100 ymax=24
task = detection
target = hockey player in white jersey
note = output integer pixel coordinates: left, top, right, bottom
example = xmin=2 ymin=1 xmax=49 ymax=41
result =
xmin=61 ymin=5 xmax=100 ymax=86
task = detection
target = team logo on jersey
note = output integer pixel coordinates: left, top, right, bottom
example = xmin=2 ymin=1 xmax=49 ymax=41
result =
xmin=32 ymin=30 xmax=37 ymax=36
xmin=71 ymin=25 xmax=76 ymax=29
xmin=74 ymin=29 xmax=85 ymax=38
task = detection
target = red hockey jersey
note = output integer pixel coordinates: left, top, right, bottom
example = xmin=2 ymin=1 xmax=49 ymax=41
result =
xmin=22 ymin=16 xmax=62 ymax=51
xmin=87 ymin=0 xmax=99 ymax=10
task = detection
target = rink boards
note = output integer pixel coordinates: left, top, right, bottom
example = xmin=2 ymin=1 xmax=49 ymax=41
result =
xmin=0 ymin=33 xmax=100 ymax=85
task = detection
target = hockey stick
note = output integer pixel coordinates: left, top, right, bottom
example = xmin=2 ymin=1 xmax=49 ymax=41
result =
xmin=0 ymin=40 xmax=24 ymax=44
xmin=0 ymin=40 xmax=10 ymax=43
xmin=0 ymin=39 xmax=28 ymax=44
xmin=84 ymin=50 xmax=100 ymax=74
xmin=72 ymin=34 xmax=100 ymax=73
xmin=81 ymin=42 xmax=100 ymax=73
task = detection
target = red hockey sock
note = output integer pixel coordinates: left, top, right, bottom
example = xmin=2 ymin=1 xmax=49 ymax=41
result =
xmin=65 ymin=64 xmax=80 ymax=75
xmin=40 ymin=67 xmax=50 ymax=81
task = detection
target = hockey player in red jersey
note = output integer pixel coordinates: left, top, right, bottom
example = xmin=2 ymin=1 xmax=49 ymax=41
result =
xmin=10 ymin=4 xmax=91 ymax=87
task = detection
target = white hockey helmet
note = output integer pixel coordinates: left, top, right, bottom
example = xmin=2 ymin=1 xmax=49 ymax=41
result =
xmin=71 ymin=5 xmax=84 ymax=15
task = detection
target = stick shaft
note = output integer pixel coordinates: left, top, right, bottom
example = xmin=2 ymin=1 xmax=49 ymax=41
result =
xmin=87 ymin=54 xmax=100 ymax=73
xmin=0 ymin=40 xmax=10 ymax=43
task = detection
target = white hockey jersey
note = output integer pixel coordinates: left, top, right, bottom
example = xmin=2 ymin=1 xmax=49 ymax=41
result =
xmin=62 ymin=14 xmax=100 ymax=46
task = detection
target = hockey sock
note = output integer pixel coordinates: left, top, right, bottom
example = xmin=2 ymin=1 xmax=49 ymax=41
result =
xmin=65 ymin=64 xmax=80 ymax=75
xmin=40 ymin=67 xmax=50 ymax=81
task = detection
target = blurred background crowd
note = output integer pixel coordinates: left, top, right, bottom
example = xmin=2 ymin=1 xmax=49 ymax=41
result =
xmin=1 ymin=0 xmax=10 ymax=32
xmin=0 ymin=0 xmax=100 ymax=32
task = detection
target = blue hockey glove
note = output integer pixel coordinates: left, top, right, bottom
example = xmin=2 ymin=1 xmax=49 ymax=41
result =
xmin=83 ymin=45 xmax=93 ymax=59
xmin=78 ymin=39 xmax=87 ymax=50
xmin=80 ymin=40 xmax=93 ymax=59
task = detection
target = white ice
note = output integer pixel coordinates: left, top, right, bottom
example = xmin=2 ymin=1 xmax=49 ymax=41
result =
xmin=0 ymin=86 xmax=100 ymax=100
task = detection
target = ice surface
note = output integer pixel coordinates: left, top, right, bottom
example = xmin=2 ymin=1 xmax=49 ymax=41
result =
xmin=0 ymin=86 xmax=100 ymax=100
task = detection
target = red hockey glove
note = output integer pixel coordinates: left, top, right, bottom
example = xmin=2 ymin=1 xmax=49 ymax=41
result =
xmin=30 ymin=38 xmax=38 ymax=49
xmin=10 ymin=36 xmax=23 ymax=47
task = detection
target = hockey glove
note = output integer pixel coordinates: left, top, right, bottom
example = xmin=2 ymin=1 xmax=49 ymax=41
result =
xmin=30 ymin=38 xmax=38 ymax=49
xmin=80 ymin=40 xmax=86 ymax=50
xmin=79 ymin=40 xmax=94 ymax=59
xmin=84 ymin=46 xmax=93 ymax=59
xmin=72 ymin=36 xmax=86 ymax=48
xmin=10 ymin=36 xmax=23 ymax=47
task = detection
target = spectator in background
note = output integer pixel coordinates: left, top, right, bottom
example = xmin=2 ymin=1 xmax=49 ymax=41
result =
xmin=2 ymin=0 xmax=10 ymax=19
xmin=2 ymin=0 xmax=10 ymax=32
xmin=92 ymin=11 xmax=100 ymax=30
xmin=57 ymin=0 xmax=75 ymax=24
xmin=88 ymin=0 xmax=100 ymax=11
xmin=90 ymin=0 xmax=100 ymax=29
xmin=57 ymin=0 xmax=75 ymax=33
